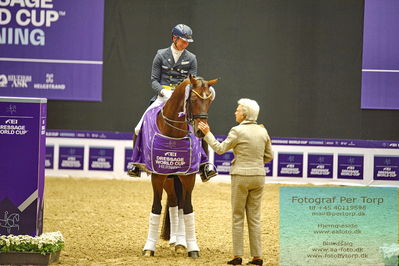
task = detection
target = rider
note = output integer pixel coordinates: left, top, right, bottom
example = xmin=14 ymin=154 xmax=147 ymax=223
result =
xmin=128 ymin=24 xmax=217 ymax=181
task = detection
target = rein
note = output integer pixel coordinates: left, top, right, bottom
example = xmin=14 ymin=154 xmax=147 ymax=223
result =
xmin=160 ymin=108 xmax=191 ymax=133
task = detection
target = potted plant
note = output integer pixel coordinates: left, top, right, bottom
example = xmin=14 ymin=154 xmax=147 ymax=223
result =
xmin=0 ymin=231 xmax=64 ymax=265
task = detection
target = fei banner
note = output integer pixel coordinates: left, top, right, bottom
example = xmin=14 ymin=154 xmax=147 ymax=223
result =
xmin=0 ymin=0 xmax=104 ymax=101
xmin=0 ymin=97 xmax=47 ymax=236
xmin=361 ymin=0 xmax=399 ymax=109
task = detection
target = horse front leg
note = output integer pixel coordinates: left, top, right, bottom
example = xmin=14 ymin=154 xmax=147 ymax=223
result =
xmin=178 ymin=174 xmax=200 ymax=258
xmin=143 ymin=174 xmax=166 ymax=256
xmin=162 ymin=177 xmax=181 ymax=248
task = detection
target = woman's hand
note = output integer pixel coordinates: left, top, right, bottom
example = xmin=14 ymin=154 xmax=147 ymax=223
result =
xmin=198 ymin=121 xmax=210 ymax=134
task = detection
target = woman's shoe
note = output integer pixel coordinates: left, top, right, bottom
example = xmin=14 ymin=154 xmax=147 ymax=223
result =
xmin=227 ymin=257 xmax=242 ymax=265
xmin=246 ymin=259 xmax=263 ymax=265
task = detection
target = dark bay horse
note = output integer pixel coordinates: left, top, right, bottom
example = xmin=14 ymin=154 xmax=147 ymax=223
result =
xmin=141 ymin=75 xmax=218 ymax=258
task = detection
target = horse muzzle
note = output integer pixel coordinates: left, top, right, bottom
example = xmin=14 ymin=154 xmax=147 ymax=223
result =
xmin=192 ymin=113 xmax=208 ymax=138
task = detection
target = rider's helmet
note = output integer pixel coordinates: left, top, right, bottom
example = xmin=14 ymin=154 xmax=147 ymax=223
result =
xmin=171 ymin=24 xmax=194 ymax=42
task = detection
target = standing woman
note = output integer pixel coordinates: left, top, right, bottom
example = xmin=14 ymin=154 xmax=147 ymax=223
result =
xmin=198 ymin=99 xmax=273 ymax=266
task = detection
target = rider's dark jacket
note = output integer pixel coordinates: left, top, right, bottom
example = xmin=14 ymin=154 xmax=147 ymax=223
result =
xmin=150 ymin=47 xmax=197 ymax=102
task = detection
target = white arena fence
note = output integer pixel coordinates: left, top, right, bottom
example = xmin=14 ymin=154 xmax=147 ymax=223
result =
xmin=45 ymin=130 xmax=399 ymax=187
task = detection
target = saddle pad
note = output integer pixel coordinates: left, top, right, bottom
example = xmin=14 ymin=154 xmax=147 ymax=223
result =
xmin=151 ymin=133 xmax=195 ymax=174
xmin=131 ymin=103 xmax=207 ymax=175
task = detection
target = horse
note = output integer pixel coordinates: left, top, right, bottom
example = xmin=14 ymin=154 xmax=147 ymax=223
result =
xmin=131 ymin=75 xmax=218 ymax=258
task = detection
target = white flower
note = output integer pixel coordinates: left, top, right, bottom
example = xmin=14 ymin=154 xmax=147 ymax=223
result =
xmin=380 ymin=243 xmax=399 ymax=258
xmin=0 ymin=232 xmax=64 ymax=254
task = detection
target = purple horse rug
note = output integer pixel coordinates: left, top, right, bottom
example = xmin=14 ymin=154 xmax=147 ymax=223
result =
xmin=131 ymin=104 xmax=207 ymax=175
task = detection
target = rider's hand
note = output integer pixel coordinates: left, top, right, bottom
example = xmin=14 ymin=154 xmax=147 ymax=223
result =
xmin=198 ymin=121 xmax=210 ymax=134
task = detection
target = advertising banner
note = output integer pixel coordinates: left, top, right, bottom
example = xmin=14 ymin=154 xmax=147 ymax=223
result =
xmin=265 ymin=159 xmax=273 ymax=177
xmin=58 ymin=146 xmax=84 ymax=170
xmin=373 ymin=155 xmax=399 ymax=181
xmin=0 ymin=97 xmax=46 ymax=236
xmin=307 ymin=154 xmax=333 ymax=179
xmin=213 ymin=136 xmax=233 ymax=175
xmin=45 ymin=145 xmax=53 ymax=169
xmin=213 ymin=136 xmax=274 ymax=176
xmin=361 ymin=0 xmax=399 ymax=109
xmin=0 ymin=0 xmax=104 ymax=101
xmin=124 ymin=148 xmax=133 ymax=172
xmin=214 ymin=152 xmax=234 ymax=175
xmin=44 ymin=131 xmax=399 ymax=186
xmin=278 ymin=153 xmax=303 ymax=178
xmin=88 ymin=147 xmax=114 ymax=171
xmin=337 ymin=155 xmax=364 ymax=180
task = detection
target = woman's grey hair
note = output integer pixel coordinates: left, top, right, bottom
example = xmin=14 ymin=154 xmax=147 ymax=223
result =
xmin=237 ymin=98 xmax=260 ymax=121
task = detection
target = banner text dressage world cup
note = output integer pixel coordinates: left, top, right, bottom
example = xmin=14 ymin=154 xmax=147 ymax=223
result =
xmin=0 ymin=0 xmax=65 ymax=46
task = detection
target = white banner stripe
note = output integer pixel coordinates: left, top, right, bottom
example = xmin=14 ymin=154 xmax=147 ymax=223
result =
xmin=18 ymin=190 xmax=38 ymax=212
xmin=362 ymin=69 xmax=399 ymax=73
xmin=0 ymin=116 xmax=33 ymax=118
xmin=0 ymin=57 xmax=103 ymax=65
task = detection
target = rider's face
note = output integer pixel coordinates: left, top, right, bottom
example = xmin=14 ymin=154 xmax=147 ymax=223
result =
xmin=173 ymin=37 xmax=189 ymax=51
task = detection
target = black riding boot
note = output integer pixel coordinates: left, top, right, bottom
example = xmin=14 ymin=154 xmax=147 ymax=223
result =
xmin=127 ymin=133 xmax=141 ymax=177
xmin=200 ymin=139 xmax=217 ymax=182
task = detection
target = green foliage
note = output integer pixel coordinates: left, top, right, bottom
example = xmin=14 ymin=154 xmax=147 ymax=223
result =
xmin=0 ymin=232 xmax=64 ymax=255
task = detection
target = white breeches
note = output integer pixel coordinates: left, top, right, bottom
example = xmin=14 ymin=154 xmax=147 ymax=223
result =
xmin=135 ymin=94 xmax=168 ymax=135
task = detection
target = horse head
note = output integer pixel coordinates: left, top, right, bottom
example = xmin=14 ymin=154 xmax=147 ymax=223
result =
xmin=188 ymin=75 xmax=218 ymax=138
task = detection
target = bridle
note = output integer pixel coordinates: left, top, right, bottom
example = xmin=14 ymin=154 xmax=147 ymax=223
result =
xmin=160 ymin=83 xmax=213 ymax=133
xmin=189 ymin=89 xmax=212 ymax=120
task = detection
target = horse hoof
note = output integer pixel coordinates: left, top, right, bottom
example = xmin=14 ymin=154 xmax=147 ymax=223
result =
xmin=175 ymin=245 xmax=186 ymax=254
xmin=142 ymin=250 xmax=154 ymax=257
xmin=188 ymin=251 xmax=200 ymax=259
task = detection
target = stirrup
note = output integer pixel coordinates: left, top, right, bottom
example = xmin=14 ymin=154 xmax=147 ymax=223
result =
xmin=127 ymin=164 xmax=141 ymax=177
xmin=200 ymin=163 xmax=217 ymax=182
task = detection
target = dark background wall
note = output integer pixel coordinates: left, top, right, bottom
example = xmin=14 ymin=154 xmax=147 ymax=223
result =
xmin=46 ymin=0 xmax=399 ymax=141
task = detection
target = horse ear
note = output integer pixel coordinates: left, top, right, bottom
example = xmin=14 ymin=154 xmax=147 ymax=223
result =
xmin=208 ymin=78 xmax=219 ymax=86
